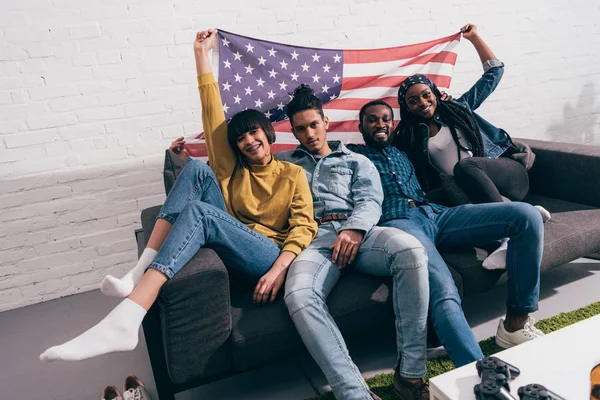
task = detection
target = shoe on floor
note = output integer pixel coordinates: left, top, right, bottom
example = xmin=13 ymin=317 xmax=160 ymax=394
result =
xmin=393 ymin=368 xmax=430 ymax=400
xmin=102 ymin=385 xmax=123 ymax=400
xmin=123 ymin=375 xmax=152 ymax=400
xmin=495 ymin=317 xmax=544 ymax=349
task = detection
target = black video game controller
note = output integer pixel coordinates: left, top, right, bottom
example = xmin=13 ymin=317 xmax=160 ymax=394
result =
xmin=474 ymin=357 xmax=521 ymax=400
xmin=517 ymin=383 xmax=566 ymax=400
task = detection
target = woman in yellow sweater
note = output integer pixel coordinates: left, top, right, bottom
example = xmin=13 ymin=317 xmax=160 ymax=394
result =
xmin=40 ymin=29 xmax=317 ymax=362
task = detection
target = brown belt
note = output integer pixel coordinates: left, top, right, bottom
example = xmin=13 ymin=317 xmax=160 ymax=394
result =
xmin=317 ymin=213 xmax=348 ymax=225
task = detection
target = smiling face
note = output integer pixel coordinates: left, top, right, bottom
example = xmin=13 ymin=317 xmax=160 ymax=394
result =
xmin=236 ymin=127 xmax=271 ymax=165
xmin=404 ymin=83 xmax=438 ymax=120
xmin=290 ymin=109 xmax=330 ymax=156
xmin=359 ymin=104 xmax=395 ymax=149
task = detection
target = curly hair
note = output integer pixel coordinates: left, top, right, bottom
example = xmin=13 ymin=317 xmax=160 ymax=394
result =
xmin=286 ymin=84 xmax=324 ymax=123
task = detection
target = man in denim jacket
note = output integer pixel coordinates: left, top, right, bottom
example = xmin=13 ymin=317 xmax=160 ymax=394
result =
xmin=277 ymin=85 xmax=431 ymax=400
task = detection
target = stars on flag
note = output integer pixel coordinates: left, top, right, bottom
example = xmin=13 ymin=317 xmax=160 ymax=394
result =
xmin=217 ymin=31 xmax=343 ymax=123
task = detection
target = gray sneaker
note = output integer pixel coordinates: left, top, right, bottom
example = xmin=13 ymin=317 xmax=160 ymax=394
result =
xmin=122 ymin=375 xmax=152 ymax=400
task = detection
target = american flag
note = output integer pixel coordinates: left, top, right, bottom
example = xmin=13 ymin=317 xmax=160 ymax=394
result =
xmin=185 ymin=30 xmax=461 ymax=157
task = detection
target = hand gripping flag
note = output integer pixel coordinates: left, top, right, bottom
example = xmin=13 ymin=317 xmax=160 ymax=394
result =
xmin=184 ymin=30 xmax=461 ymax=157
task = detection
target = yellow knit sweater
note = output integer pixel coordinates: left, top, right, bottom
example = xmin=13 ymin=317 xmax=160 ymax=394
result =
xmin=198 ymin=73 xmax=317 ymax=255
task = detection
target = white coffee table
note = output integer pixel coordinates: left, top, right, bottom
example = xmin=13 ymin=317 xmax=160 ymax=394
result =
xmin=430 ymin=314 xmax=600 ymax=400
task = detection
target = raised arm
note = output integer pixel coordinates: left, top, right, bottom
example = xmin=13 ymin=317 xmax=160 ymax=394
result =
xmin=461 ymin=24 xmax=496 ymax=63
xmin=456 ymin=24 xmax=505 ymax=111
xmin=194 ymin=29 xmax=237 ymax=181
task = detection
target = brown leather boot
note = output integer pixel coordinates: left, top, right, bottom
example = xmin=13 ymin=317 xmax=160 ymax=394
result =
xmin=393 ymin=368 xmax=430 ymax=400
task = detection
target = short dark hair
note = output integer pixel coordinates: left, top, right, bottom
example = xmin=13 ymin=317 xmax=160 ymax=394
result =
xmin=286 ymin=84 xmax=324 ymax=123
xmin=227 ymin=109 xmax=276 ymax=159
xmin=358 ymin=100 xmax=394 ymax=124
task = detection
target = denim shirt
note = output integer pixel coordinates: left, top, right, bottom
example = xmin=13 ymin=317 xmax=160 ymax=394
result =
xmin=276 ymin=141 xmax=383 ymax=233
xmin=417 ymin=59 xmax=512 ymax=160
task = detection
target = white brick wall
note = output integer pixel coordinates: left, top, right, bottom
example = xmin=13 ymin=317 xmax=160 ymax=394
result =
xmin=1 ymin=0 xmax=599 ymax=311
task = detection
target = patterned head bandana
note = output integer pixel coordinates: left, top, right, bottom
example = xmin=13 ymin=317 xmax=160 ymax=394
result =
xmin=397 ymin=74 xmax=442 ymax=108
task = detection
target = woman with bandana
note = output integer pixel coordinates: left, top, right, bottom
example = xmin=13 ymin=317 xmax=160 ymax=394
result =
xmin=394 ymin=24 xmax=551 ymax=270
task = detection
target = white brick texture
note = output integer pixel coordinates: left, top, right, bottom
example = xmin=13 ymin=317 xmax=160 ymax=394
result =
xmin=1 ymin=0 xmax=599 ymax=311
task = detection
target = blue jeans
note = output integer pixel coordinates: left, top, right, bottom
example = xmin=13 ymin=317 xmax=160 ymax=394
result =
xmin=149 ymin=160 xmax=281 ymax=279
xmin=284 ymin=224 xmax=428 ymax=400
xmin=381 ymin=202 xmax=543 ymax=367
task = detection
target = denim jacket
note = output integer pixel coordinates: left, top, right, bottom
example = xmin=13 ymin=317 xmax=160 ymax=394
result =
xmin=276 ymin=141 xmax=383 ymax=233
xmin=397 ymin=59 xmax=513 ymax=191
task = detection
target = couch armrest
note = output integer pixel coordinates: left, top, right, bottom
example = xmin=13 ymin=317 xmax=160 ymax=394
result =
xmin=159 ymin=248 xmax=233 ymax=385
xmin=140 ymin=206 xmax=233 ymax=386
xmin=522 ymin=139 xmax=600 ymax=208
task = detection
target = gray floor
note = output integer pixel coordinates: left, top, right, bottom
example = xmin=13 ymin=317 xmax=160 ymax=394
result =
xmin=1 ymin=258 xmax=599 ymax=400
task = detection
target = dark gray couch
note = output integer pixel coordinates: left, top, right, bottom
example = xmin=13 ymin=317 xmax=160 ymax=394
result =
xmin=137 ymin=139 xmax=600 ymax=399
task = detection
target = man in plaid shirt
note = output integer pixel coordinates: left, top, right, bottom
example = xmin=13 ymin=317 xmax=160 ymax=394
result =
xmin=348 ymin=100 xmax=545 ymax=370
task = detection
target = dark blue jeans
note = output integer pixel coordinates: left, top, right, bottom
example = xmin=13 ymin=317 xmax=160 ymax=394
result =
xmin=381 ymin=202 xmax=543 ymax=366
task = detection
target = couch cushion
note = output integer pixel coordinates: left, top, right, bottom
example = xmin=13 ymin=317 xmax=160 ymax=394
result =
xmin=527 ymin=195 xmax=600 ymax=270
xmin=443 ymin=196 xmax=600 ymax=296
xmin=229 ymin=272 xmax=392 ymax=372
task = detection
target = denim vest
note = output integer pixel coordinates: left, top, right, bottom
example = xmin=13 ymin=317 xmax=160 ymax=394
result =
xmin=416 ymin=61 xmax=512 ymax=160
xmin=276 ymin=141 xmax=383 ymax=233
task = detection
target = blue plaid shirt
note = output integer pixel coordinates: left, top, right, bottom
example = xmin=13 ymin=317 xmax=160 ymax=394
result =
xmin=347 ymin=144 xmax=445 ymax=221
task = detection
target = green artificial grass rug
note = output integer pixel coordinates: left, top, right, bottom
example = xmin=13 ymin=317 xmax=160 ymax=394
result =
xmin=306 ymin=300 xmax=600 ymax=400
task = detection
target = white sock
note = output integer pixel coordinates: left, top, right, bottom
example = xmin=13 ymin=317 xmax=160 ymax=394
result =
xmin=534 ymin=205 xmax=551 ymax=223
xmin=482 ymin=238 xmax=509 ymax=270
xmin=101 ymin=248 xmax=157 ymax=298
xmin=39 ymin=299 xmax=146 ymax=362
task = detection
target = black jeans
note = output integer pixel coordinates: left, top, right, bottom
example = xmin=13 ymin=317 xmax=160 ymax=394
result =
xmin=453 ymin=157 xmax=529 ymax=203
